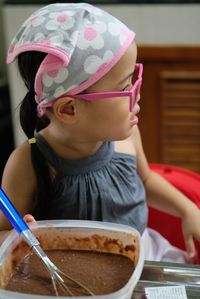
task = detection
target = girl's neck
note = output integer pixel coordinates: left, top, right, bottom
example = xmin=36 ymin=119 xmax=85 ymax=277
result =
xmin=39 ymin=129 xmax=103 ymax=160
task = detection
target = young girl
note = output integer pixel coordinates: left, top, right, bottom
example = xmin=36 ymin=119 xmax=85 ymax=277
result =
xmin=1 ymin=3 xmax=200 ymax=262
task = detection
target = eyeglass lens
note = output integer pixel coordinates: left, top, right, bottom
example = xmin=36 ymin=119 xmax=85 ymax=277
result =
xmin=131 ymin=67 xmax=141 ymax=110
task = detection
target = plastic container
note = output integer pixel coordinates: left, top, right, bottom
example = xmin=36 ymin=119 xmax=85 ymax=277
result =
xmin=0 ymin=220 xmax=144 ymax=299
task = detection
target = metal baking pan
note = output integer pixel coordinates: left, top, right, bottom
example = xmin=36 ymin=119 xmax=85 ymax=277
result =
xmin=133 ymin=261 xmax=200 ymax=299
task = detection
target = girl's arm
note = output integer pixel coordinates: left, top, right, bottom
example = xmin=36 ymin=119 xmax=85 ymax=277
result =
xmin=132 ymin=126 xmax=200 ymax=257
xmin=0 ymin=143 xmax=37 ymax=231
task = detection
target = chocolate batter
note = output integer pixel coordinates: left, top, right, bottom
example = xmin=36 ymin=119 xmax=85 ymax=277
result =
xmin=6 ymin=249 xmax=135 ymax=296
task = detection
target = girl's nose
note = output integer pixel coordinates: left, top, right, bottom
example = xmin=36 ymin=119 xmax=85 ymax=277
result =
xmin=136 ymin=93 xmax=141 ymax=103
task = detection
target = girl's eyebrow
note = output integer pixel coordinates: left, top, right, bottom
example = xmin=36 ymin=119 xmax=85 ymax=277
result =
xmin=118 ymin=71 xmax=134 ymax=85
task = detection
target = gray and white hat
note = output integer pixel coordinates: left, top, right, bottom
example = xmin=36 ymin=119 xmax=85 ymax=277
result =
xmin=7 ymin=3 xmax=135 ymax=116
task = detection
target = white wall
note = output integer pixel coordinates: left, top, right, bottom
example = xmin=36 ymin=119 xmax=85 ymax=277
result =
xmin=0 ymin=0 xmax=6 ymax=77
xmin=99 ymin=4 xmax=200 ymax=45
xmin=3 ymin=4 xmax=200 ymax=145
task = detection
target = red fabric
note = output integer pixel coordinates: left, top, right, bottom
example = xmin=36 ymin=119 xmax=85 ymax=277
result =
xmin=148 ymin=164 xmax=200 ymax=263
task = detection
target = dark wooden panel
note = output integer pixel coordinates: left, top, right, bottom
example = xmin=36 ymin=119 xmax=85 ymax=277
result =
xmin=137 ymin=46 xmax=200 ymax=173
xmin=160 ymin=71 xmax=200 ymax=173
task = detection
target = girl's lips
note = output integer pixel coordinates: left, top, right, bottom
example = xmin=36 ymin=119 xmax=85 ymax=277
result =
xmin=130 ymin=115 xmax=138 ymax=125
xmin=130 ymin=104 xmax=140 ymax=124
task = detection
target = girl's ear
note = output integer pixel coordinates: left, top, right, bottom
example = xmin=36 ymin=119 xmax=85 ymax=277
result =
xmin=52 ymin=97 xmax=77 ymax=124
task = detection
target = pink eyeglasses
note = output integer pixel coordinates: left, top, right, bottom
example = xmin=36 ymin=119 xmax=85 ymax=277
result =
xmin=73 ymin=63 xmax=143 ymax=112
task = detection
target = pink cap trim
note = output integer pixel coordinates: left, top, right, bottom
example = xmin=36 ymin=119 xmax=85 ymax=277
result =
xmin=35 ymin=54 xmax=64 ymax=103
xmin=7 ymin=43 xmax=69 ymax=65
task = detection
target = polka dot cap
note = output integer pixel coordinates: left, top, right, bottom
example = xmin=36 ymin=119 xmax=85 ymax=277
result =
xmin=7 ymin=3 xmax=135 ymax=116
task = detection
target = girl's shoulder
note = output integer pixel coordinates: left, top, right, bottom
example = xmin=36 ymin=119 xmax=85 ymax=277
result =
xmin=2 ymin=142 xmax=36 ymax=190
xmin=8 ymin=142 xmax=32 ymax=168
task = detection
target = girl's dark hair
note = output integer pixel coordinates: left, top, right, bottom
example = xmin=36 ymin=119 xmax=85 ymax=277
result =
xmin=18 ymin=51 xmax=51 ymax=219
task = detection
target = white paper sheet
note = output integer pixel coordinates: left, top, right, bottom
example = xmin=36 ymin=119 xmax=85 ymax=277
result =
xmin=145 ymin=285 xmax=188 ymax=299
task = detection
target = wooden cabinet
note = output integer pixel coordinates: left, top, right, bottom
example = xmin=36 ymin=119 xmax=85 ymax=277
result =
xmin=137 ymin=46 xmax=200 ymax=173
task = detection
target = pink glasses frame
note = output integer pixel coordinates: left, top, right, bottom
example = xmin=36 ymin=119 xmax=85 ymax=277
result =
xmin=73 ymin=63 xmax=143 ymax=112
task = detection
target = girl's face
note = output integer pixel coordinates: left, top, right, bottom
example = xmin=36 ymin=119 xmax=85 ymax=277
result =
xmin=73 ymin=42 xmax=139 ymax=142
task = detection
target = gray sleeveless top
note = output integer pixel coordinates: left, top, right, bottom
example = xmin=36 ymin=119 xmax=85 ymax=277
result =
xmin=35 ymin=134 xmax=148 ymax=234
